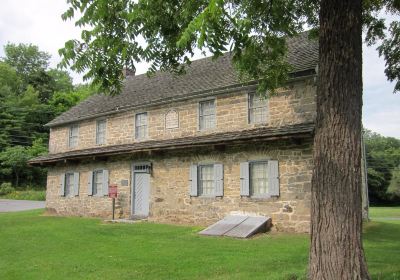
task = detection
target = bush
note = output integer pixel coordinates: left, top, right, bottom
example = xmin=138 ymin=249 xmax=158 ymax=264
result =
xmin=2 ymin=190 xmax=46 ymax=201
xmin=0 ymin=182 xmax=15 ymax=195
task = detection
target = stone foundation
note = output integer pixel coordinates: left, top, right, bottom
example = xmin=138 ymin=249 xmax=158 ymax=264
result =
xmin=46 ymin=140 xmax=313 ymax=233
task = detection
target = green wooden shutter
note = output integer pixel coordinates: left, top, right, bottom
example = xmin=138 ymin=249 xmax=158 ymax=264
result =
xmin=60 ymin=174 xmax=65 ymax=196
xmin=189 ymin=164 xmax=198 ymax=196
xmin=268 ymin=160 xmax=280 ymax=196
xmin=240 ymin=162 xmax=250 ymax=196
xmin=73 ymin=172 xmax=80 ymax=196
xmin=214 ymin=164 xmax=224 ymax=197
xmin=87 ymin=171 xmax=93 ymax=196
xmin=102 ymin=170 xmax=109 ymax=196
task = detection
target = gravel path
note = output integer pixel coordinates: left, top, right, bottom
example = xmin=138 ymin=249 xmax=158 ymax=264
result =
xmin=0 ymin=199 xmax=45 ymax=212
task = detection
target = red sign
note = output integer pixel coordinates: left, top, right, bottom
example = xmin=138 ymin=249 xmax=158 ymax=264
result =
xmin=108 ymin=185 xmax=118 ymax=198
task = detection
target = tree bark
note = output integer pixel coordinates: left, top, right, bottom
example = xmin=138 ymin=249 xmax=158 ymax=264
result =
xmin=309 ymin=0 xmax=370 ymax=279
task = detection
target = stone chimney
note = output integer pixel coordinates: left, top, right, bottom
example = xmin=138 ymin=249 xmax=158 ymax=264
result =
xmin=122 ymin=68 xmax=135 ymax=78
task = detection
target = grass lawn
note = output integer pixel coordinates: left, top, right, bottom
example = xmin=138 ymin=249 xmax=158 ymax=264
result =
xmin=370 ymin=206 xmax=400 ymax=219
xmin=0 ymin=208 xmax=399 ymax=280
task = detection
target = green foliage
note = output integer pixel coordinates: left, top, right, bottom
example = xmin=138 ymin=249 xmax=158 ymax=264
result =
xmin=364 ymin=129 xmax=400 ymax=204
xmin=0 ymin=182 xmax=14 ymax=195
xmin=59 ymin=0 xmax=399 ymax=95
xmin=388 ymin=166 xmax=400 ymax=197
xmin=49 ymin=84 xmax=98 ymax=116
xmin=0 ymin=209 xmax=399 ymax=279
xmin=0 ymin=42 xmax=96 ymax=189
xmin=1 ymin=190 xmax=46 ymax=201
xmin=2 ymin=43 xmax=50 ymax=86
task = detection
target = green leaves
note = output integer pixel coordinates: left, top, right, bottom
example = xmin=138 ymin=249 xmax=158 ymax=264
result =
xmin=377 ymin=21 xmax=400 ymax=92
xmin=59 ymin=0 xmax=399 ymax=95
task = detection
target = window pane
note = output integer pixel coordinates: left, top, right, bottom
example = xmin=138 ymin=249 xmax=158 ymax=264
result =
xmin=69 ymin=125 xmax=78 ymax=147
xmin=249 ymin=93 xmax=267 ymax=124
xmin=199 ymin=100 xmax=215 ymax=130
xmin=93 ymin=170 xmax=103 ymax=196
xmin=250 ymin=162 xmax=269 ymax=195
xmin=135 ymin=113 xmax=148 ymax=139
xmin=96 ymin=120 xmax=106 ymax=144
xmin=199 ymin=165 xmax=214 ymax=195
xmin=65 ymin=173 xmax=74 ymax=197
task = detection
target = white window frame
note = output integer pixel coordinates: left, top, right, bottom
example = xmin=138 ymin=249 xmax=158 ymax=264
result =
xmin=96 ymin=119 xmax=106 ymax=145
xmin=64 ymin=172 xmax=75 ymax=197
xmin=248 ymin=92 xmax=268 ymax=124
xmin=92 ymin=170 xmax=104 ymax=196
xmin=249 ymin=160 xmax=269 ymax=198
xmin=135 ymin=112 xmax=148 ymax=140
xmin=198 ymin=99 xmax=216 ymax=130
xmin=198 ymin=164 xmax=215 ymax=196
xmin=68 ymin=124 xmax=79 ymax=148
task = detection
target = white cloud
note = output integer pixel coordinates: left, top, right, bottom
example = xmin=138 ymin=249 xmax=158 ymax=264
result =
xmin=0 ymin=1 xmax=399 ymax=138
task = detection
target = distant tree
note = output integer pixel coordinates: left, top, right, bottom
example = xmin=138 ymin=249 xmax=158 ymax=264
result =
xmin=364 ymin=129 xmax=400 ymax=204
xmin=47 ymin=69 xmax=74 ymax=93
xmin=0 ymin=62 xmax=21 ymax=94
xmin=2 ymin=43 xmax=51 ymax=86
xmin=388 ymin=166 xmax=400 ymax=198
xmin=49 ymin=84 xmax=97 ymax=115
xmin=0 ymin=146 xmax=29 ymax=187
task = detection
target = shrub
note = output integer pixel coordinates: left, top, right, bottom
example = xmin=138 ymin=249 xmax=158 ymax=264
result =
xmin=0 ymin=182 xmax=15 ymax=195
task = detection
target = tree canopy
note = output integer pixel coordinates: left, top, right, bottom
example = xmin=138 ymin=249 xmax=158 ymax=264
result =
xmin=59 ymin=0 xmax=399 ymax=95
xmin=0 ymin=43 xmax=96 ymax=188
xmin=364 ymin=129 xmax=400 ymax=204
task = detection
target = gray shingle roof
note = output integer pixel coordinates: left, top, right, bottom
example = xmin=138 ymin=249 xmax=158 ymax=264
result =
xmin=29 ymin=122 xmax=314 ymax=165
xmin=47 ymin=32 xmax=318 ymax=127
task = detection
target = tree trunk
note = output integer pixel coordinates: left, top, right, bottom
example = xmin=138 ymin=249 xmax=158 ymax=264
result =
xmin=309 ymin=0 xmax=370 ymax=279
xmin=15 ymin=170 xmax=19 ymax=187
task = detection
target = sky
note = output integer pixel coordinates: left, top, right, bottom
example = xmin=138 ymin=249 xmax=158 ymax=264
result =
xmin=0 ymin=0 xmax=399 ymax=138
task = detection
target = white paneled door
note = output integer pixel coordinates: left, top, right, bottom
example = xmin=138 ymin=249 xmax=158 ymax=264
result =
xmin=132 ymin=163 xmax=151 ymax=219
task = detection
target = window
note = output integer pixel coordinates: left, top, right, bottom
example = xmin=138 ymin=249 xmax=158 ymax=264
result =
xmin=189 ymin=163 xmax=223 ymax=197
xmin=96 ymin=120 xmax=106 ymax=145
xmin=199 ymin=100 xmax=216 ymax=130
xmin=135 ymin=112 xmax=148 ymax=139
xmin=69 ymin=124 xmax=79 ymax=148
xmin=250 ymin=162 xmax=269 ymax=196
xmin=248 ymin=93 xmax=268 ymax=124
xmin=61 ymin=172 xmax=79 ymax=197
xmin=199 ymin=165 xmax=214 ymax=196
xmin=64 ymin=173 xmax=74 ymax=197
xmin=240 ymin=160 xmax=279 ymax=198
xmin=93 ymin=170 xmax=103 ymax=196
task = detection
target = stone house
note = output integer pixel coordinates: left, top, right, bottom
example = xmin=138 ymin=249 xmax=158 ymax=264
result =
xmin=30 ymin=33 xmax=319 ymax=233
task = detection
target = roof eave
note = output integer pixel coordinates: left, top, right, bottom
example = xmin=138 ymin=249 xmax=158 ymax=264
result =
xmin=29 ymin=123 xmax=315 ymax=166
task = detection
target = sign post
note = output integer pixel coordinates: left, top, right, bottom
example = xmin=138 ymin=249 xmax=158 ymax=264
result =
xmin=108 ymin=184 xmax=118 ymax=220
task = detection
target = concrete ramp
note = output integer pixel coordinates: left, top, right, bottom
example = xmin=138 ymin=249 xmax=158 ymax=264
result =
xmin=199 ymin=215 xmax=271 ymax=238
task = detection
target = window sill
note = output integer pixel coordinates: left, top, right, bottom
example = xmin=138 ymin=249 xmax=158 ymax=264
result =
xmin=191 ymin=195 xmax=223 ymax=199
xmin=241 ymin=195 xmax=279 ymax=201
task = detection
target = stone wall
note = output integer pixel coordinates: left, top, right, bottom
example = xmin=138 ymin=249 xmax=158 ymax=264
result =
xmin=48 ymin=78 xmax=316 ymax=154
xmin=46 ymin=139 xmax=313 ymax=233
